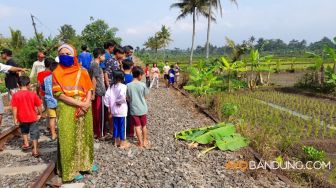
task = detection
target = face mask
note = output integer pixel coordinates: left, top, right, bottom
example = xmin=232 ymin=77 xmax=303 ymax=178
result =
xmin=59 ymin=55 xmax=74 ymax=67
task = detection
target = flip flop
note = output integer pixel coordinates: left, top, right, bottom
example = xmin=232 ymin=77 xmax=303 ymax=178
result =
xmin=32 ymin=152 xmax=40 ymax=158
xmin=91 ymin=165 xmax=98 ymax=173
xmin=74 ymin=174 xmax=84 ymax=181
xmin=21 ymin=145 xmax=30 ymax=150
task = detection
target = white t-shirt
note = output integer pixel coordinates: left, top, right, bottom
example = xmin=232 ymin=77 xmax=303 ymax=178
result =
xmin=30 ymin=60 xmax=45 ymax=78
xmin=163 ymin=65 xmax=170 ymax=74
xmin=0 ymin=63 xmax=12 ymax=73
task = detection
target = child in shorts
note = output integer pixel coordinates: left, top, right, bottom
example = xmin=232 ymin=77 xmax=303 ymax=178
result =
xmin=43 ymin=60 xmax=59 ymax=140
xmin=11 ymin=76 xmax=43 ymax=157
xmin=126 ymin=66 xmax=150 ymax=148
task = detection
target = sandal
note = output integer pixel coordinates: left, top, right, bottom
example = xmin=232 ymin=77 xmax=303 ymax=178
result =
xmin=91 ymin=165 xmax=98 ymax=173
xmin=74 ymin=174 xmax=84 ymax=181
xmin=32 ymin=152 xmax=40 ymax=158
xmin=21 ymin=145 xmax=30 ymax=150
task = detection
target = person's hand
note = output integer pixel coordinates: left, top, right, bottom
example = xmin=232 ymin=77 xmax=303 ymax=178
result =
xmin=77 ymin=109 xmax=85 ymax=117
xmin=91 ymin=93 xmax=95 ymax=101
xmin=81 ymin=99 xmax=91 ymax=109
xmin=14 ymin=119 xmax=19 ymax=126
xmin=37 ymin=115 xmax=42 ymax=121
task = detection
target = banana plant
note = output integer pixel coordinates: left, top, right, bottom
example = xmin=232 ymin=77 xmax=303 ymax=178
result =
xmin=183 ymin=60 xmax=221 ymax=96
xmin=324 ymin=44 xmax=336 ymax=74
xmin=306 ymin=51 xmax=323 ymax=85
xmin=216 ymin=56 xmax=247 ymax=92
xmin=249 ymin=49 xmax=273 ymax=89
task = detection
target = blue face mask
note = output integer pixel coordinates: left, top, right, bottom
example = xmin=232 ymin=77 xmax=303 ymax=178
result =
xmin=59 ymin=55 xmax=74 ymax=67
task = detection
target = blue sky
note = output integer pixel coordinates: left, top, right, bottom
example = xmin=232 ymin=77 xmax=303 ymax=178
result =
xmin=0 ymin=0 xmax=335 ymax=49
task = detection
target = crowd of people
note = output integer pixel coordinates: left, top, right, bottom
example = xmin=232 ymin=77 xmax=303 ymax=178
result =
xmin=0 ymin=41 xmax=181 ymax=182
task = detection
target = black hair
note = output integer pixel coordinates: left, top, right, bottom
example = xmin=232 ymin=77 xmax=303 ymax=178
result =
xmin=111 ymin=70 xmax=125 ymax=86
xmin=18 ymin=76 xmax=30 ymax=87
xmin=50 ymin=60 xmax=58 ymax=72
xmin=122 ymin=59 xmax=134 ymax=70
xmin=93 ymin=48 xmax=105 ymax=58
xmin=1 ymin=49 xmax=12 ymax=56
xmin=44 ymin=58 xmax=53 ymax=68
xmin=124 ymin=45 xmax=134 ymax=53
xmin=113 ymin=45 xmax=125 ymax=55
xmin=170 ymin=65 xmax=174 ymax=69
xmin=153 ymin=63 xmax=157 ymax=67
xmin=104 ymin=40 xmax=116 ymax=49
xmin=146 ymin=64 xmax=149 ymax=67
xmin=81 ymin=45 xmax=88 ymax=51
xmin=132 ymin=66 xmax=144 ymax=78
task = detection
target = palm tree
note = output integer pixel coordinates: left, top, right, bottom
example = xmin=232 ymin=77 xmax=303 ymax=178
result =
xmin=205 ymin=0 xmax=237 ymax=59
xmin=9 ymin=28 xmax=26 ymax=51
xmin=171 ymin=0 xmax=210 ymax=64
xmin=144 ymin=34 xmax=162 ymax=61
xmin=158 ymin=25 xmax=173 ymax=62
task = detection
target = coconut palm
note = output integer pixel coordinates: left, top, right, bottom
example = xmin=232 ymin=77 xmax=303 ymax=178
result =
xmin=9 ymin=28 xmax=26 ymax=51
xmin=144 ymin=34 xmax=162 ymax=61
xmin=205 ymin=0 xmax=237 ymax=59
xmin=158 ymin=25 xmax=173 ymax=62
xmin=171 ymin=0 xmax=210 ymax=64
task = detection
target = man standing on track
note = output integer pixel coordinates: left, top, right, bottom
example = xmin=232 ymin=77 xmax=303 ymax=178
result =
xmin=0 ymin=49 xmax=26 ymax=126
xmin=30 ymin=51 xmax=46 ymax=79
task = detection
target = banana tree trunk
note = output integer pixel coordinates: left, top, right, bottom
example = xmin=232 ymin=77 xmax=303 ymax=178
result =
xmin=205 ymin=5 xmax=211 ymax=60
xmin=190 ymin=10 xmax=196 ymax=65
xmin=266 ymin=71 xmax=271 ymax=85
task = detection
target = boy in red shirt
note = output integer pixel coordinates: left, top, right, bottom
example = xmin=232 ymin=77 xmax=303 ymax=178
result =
xmin=11 ymin=76 xmax=43 ymax=157
xmin=36 ymin=58 xmax=52 ymax=98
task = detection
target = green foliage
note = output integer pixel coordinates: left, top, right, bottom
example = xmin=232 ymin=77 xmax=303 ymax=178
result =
xmin=303 ymin=146 xmax=326 ymax=162
xmin=16 ymin=36 xmax=59 ymax=68
xmin=9 ymin=28 xmax=26 ymax=51
xmin=81 ymin=18 xmax=122 ymax=50
xmin=221 ymin=103 xmax=239 ymax=117
xmin=58 ymin=24 xmax=77 ymax=43
xmin=183 ymin=60 xmax=221 ymax=95
xmin=175 ymin=123 xmax=249 ymax=155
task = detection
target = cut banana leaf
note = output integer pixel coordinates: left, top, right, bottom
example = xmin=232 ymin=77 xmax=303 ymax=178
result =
xmin=216 ymin=134 xmax=249 ymax=151
xmin=175 ymin=123 xmax=249 ymax=155
xmin=193 ymin=124 xmax=236 ymax=144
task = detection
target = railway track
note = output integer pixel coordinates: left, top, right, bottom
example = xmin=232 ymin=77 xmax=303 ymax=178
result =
xmin=0 ymin=126 xmax=20 ymax=151
xmin=30 ymin=162 xmax=59 ymax=188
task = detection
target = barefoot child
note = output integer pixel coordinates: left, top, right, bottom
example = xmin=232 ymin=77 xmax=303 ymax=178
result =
xmin=11 ymin=76 xmax=43 ymax=157
xmin=127 ymin=66 xmax=150 ymax=148
xmin=104 ymin=70 xmax=130 ymax=148
xmin=89 ymin=48 xmax=106 ymax=138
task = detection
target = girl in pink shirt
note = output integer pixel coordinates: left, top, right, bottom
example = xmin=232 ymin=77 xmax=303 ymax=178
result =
xmin=104 ymin=70 xmax=130 ymax=148
xmin=150 ymin=63 xmax=160 ymax=89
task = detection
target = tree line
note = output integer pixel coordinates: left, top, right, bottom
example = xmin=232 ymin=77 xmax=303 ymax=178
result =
xmin=0 ymin=17 xmax=121 ymax=68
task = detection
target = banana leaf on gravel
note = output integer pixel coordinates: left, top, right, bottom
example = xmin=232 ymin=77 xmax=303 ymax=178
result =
xmin=175 ymin=123 xmax=249 ymax=156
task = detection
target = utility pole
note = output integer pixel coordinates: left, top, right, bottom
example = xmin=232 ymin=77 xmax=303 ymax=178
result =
xmin=30 ymin=14 xmax=41 ymax=44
